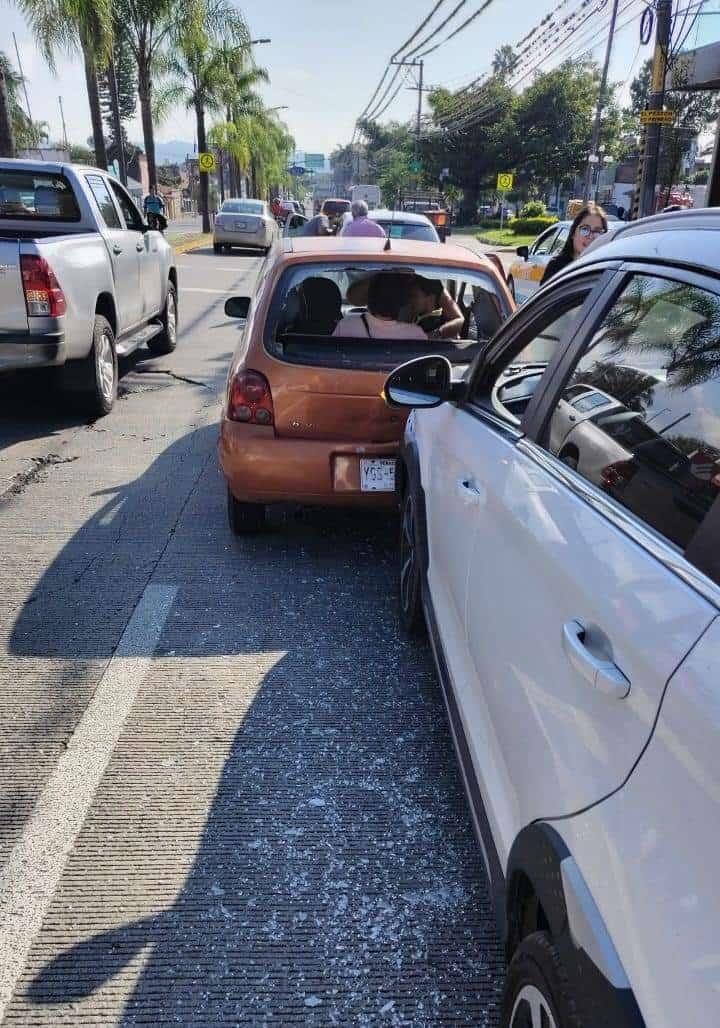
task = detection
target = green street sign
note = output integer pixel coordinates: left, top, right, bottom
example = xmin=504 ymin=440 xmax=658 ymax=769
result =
xmin=410 ymin=159 xmax=423 ymax=174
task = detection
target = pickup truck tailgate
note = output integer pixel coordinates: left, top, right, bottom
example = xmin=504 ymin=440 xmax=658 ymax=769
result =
xmin=0 ymin=240 xmax=28 ymax=333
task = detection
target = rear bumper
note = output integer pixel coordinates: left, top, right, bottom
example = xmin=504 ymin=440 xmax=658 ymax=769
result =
xmin=218 ymin=419 xmax=398 ymax=508
xmin=0 ymin=332 xmax=65 ymax=373
xmin=213 ymin=228 xmax=269 ymax=249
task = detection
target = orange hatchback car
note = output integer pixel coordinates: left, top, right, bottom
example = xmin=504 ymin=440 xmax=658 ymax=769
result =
xmin=219 ymin=236 xmax=512 ymax=532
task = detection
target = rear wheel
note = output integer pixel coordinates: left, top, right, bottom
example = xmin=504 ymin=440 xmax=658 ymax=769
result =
xmin=502 ymin=932 xmax=581 ymax=1028
xmin=147 ymin=282 xmax=178 ymax=355
xmin=213 ymin=242 xmax=221 ymax=254
xmin=223 ymin=244 xmax=232 ymax=254
xmin=399 ymin=488 xmax=425 ymax=637
xmin=62 ymin=314 xmax=117 ymax=417
xmin=227 ymin=487 xmax=266 ymax=534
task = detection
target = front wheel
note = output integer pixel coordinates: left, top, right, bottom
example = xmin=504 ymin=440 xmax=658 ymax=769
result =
xmin=502 ymin=932 xmax=581 ymax=1028
xmin=398 ymin=489 xmax=425 ymax=637
xmin=227 ymin=487 xmax=266 ymax=534
xmin=147 ymin=282 xmax=178 ymax=355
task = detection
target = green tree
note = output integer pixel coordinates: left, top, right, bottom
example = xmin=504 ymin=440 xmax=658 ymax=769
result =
xmin=0 ymin=56 xmax=15 ymax=156
xmin=17 ymin=0 xmax=113 ymax=168
xmin=492 ymin=45 xmax=518 ymax=78
xmin=0 ymin=52 xmax=50 ymax=153
xmin=98 ymin=28 xmax=136 ymax=155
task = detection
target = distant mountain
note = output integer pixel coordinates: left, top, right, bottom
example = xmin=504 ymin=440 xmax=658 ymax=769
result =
xmin=155 ymin=140 xmax=196 ymax=165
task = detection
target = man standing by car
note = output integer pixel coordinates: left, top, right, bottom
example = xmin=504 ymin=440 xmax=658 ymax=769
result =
xmin=339 ymin=200 xmax=387 ymax=238
xmin=300 ymin=211 xmax=333 ymax=237
xmin=143 ymin=188 xmax=166 ymax=231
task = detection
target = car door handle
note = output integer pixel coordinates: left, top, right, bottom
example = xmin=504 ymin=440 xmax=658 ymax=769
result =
xmin=112 ymin=244 xmax=123 ymax=255
xmin=136 ymin=241 xmax=144 ymax=252
xmin=457 ymin=477 xmax=486 ymax=504
xmin=562 ymin=620 xmax=630 ymax=699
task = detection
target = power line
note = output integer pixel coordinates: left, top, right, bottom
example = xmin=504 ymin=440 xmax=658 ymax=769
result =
xmin=391 ymin=0 xmax=450 ymax=60
xmin=414 ymin=0 xmax=503 ymax=59
xmin=403 ymin=1 xmax=470 ymax=59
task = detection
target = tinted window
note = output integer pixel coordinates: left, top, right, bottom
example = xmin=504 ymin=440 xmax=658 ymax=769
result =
xmin=545 ymin=274 xmax=720 ymax=583
xmin=378 ymin=222 xmax=438 ymax=242
xmin=109 ymin=180 xmax=144 ymax=230
xmin=322 ymin=201 xmax=351 ymax=217
xmin=0 ymin=170 xmax=80 ymax=222
xmin=86 ymin=174 xmax=121 ymax=229
xmin=222 ymin=200 xmax=264 ymax=215
xmin=532 ymin=229 xmax=558 ymax=256
xmin=550 ymin=227 xmax=569 ymax=254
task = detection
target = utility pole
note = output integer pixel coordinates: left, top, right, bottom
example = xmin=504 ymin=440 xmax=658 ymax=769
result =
xmin=583 ymin=0 xmax=620 ymax=202
xmin=58 ymin=96 xmax=68 ymax=152
xmin=639 ymin=0 xmax=673 ymax=217
xmin=12 ymin=33 xmax=33 ymax=126
xmin=392 ymin=57 xmax=428 ymax=164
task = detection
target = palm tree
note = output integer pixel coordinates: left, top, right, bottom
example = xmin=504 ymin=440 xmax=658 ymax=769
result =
xmin=0 ymin=52 xmax=51 ymax=155
xmin=17 ymin=0 xmax=113 ymax=168
xmin=0 ymin=56 xmax=17 ymax=156
xmin=159 ymin=0 xmax=252 ymax=231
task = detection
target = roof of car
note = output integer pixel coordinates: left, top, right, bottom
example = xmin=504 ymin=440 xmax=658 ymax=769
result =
xmin=279 ymin=234 xmax=490 ymax=268
xmin=367 ymin=208 xmax=435 ymax=225
xmin=573 ymin=207 xmax=720 ymax=277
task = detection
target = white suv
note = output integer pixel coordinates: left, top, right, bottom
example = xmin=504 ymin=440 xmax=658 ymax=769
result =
xmin=384 ymin=208 xmax=720 ymax=1028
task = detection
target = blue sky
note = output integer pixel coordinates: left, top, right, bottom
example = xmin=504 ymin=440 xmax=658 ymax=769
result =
xmin=6 ymin=0 xmax=649 ymax=157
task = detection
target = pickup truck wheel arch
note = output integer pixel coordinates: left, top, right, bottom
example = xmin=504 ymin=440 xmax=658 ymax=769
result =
xmin=95 ymin=293 xmax=117 ymax=339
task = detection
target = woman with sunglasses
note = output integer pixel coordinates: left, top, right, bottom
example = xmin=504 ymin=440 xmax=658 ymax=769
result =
xmin=540 ymin=203 xmax=608 ymax=286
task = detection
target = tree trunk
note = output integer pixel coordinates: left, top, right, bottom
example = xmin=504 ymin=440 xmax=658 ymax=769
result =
xmin=83 ymin=43 xmax=107 ymax=169
xmin=196 ymin=100 xmax=210 ymax=233
xmin=0 ymin=66 xmax=15 ymax=158
xmin=137 ymin=58 xmax=157 ymax=191
xmin=218 ymin=150 xmax=225 ymax=203
xmin=107 ymin=57 xmax=127 ymax=184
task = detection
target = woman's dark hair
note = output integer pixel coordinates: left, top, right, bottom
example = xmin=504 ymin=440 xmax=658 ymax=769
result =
xmin=557 ymin=202 xmax=608 ymax=262
xmin=414 ymin=277 xmax=443 ymax=301
xmin=367 ymin=273 xmax=416 ymax=319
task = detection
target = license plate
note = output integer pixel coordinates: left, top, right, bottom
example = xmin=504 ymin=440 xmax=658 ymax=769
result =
xmin=360 ymin=458 xmax=396 ymax=492
xmin=235 ymin=220 xmax=247 ymax=230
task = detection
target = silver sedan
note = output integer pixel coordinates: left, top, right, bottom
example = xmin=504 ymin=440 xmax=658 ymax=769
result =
xmin=213 ymin=199 xmax=279 ymax=254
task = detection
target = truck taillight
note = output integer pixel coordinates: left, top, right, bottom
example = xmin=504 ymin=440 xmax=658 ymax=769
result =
xmin=20 ymin=255 xmax=67 ymax=317
xmin=601 ymin=459 xmax=637 ymax=490
xmin=227 ymin=369 xmax=274 ymax=426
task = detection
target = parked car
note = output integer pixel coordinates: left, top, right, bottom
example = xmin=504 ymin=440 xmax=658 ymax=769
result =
xmin=218 ymin=236 xmax=512 ymax=532
xmin=213 ymin=198 xmax=279 ymax=254
xmin=506 ymin=220 xmax=570 ymax=303
xmin=382 ymin=206 xmax=720 ymax=1028
xmin=0 ymin=158 xmax=177 ymax=415
xmin=369 ymin=209 xmax=441 ymax=242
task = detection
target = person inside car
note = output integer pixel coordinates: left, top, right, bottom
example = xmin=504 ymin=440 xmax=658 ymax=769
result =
xmin=333 ymin=273 xmax=427 ymax=339
xmin=409 ymin=278 xmax=465 ymax=339
xmin=540 ymin=202 xmax=607 ymax=285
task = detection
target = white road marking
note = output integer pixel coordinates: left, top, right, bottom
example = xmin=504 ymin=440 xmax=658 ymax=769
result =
xmin=176 ymin=264 xmax=258 ymax=272
xmin=0 ymin=584 xmax=177 ymax=1020
xmin=98 ymin=497 xmax=126 ymax=526
xmin=180 ymin=287 xmax=230 ymax=294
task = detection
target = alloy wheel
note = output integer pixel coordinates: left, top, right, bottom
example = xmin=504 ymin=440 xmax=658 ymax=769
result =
xmin=98 ymin=332 xmax=115 ymax=402
xmin=509 ymin=984 xmax=558 ymax=1028
xmin=166 ymin=292 xmax=177 ymax=345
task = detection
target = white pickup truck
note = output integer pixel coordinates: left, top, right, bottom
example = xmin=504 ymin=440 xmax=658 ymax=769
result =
xmin=0 ymin=159 xmax=178 ymax=415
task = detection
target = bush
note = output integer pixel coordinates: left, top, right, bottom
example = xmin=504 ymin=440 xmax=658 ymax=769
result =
xmin=510 ymin=215 xmax=558 ymax=236
xmin=519 ymin=200 xmax=546 ymax=218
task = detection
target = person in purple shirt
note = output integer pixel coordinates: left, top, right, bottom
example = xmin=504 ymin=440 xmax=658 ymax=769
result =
xmin=338 ymin=200 xmax=387 ymax=238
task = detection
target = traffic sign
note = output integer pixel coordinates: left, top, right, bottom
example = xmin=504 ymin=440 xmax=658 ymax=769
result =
xmin=497 ymin=172 xmax=514 ymax=192
xmin=410 ymin=158 xmax=423 ymax=174
xmin=640 ymin=109 xmax=674 ymax=126
xmin=198 ymin=151 xmax=216 ymax=173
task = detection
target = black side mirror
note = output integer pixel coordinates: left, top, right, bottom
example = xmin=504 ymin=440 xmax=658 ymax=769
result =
xmin=383 ymin=355 xmax=454 ymax=409
xmin=516 ymin=245 xmax=529 ymax=261
xmin=225 ymin=296 xmax=251 ymax=319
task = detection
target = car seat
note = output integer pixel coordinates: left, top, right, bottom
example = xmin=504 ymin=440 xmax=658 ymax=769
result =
xmin=295 ymin=277 xmax=342 ymax=335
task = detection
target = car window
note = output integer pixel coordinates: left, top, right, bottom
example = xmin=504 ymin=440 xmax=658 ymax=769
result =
xmin=470 ymin=292 xmax=590 ymax=424
xmin=531 ymin=229 xmax=558 ymax=257
xmin=550 ymin=227 xmax=569 ymax=254
xmin=378 ymin=222 xmax=438 ymax=242
xmin=542 ymin=273 xmax=720 ymax=584
xmin=86 ymin=174 xmax=121 ymax=230
xmin=222 ymin=201 xmax=264 ymax=215
xmin=109 ymin=180 xmax=144 ymax=231
xmin=0 ymin=170 xmax=80 ymax=222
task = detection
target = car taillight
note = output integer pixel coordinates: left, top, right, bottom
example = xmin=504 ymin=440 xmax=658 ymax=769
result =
xmin=227 ymin=369 xmax=274 ymax=426
xmin=601 ymin=459 xmax=637 ymax=490
xmin=20 ymin=255 xmax=66 ymax=317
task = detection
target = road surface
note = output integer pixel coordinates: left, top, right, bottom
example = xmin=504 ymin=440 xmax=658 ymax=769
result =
xmin=0 ymin=248 xmax=503 ymax=1026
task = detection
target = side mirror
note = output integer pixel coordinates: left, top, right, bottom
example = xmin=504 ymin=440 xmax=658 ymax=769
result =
xmin=383 ymin=355 xmax=454 ymax=409
xmin=516 ymin=245 xmax=529 ymax=261
xmin=225 ymin=296 xmax=251 ymax=319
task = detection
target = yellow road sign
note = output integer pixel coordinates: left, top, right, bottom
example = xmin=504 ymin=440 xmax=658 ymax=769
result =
xmin=640 ymin=109 xmax=674 ymax=126
xmin=198 ymin=151 xmax=216 ymax=173
xmin=497 ymin=172 xmax=514 ymax=192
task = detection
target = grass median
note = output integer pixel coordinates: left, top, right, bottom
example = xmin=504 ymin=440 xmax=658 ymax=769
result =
xmin=475 ymin=227 xmax=537 ymax=248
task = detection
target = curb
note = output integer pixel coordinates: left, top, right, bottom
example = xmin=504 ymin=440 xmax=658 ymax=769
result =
xmin=171 ymin=234 xmax=213 ymax=255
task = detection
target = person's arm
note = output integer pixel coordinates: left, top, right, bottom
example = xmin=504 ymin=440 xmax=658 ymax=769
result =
xmin=434 ymin=288 xmax=465 ymax=339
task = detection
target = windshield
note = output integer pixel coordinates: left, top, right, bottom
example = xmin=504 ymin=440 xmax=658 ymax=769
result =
xmin=375 ymin=221 xmax=438 ymax=242
xmin=0 ymin=171 xmax=81 ymax=222
xmin=323 ymin=201 xmax=351 ymax=216
xmin=265 ymin=261 xmax=508 ymax=365
xmin=222 ymin=200 xmax=264 ymax=215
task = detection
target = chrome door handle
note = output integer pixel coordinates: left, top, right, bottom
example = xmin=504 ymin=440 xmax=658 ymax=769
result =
xmin=562 ymin=620 xmax=630 ymax=699
xmin=112 ymin=244 xmax=123 ymax=255
xmin=136 ymin=241 xmax=144 ymax=252
xmin=457 ymin=477 xmax=486 ymax=504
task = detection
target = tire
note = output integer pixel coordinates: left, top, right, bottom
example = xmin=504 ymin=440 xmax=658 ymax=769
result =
xmin=227 ymin=487 xmax=266 ymax=534
xmin=398 ymin=488 xmax=425 ymax=637
xmin=62 ymin=314 xmax=117 ymax=417
xmin=223 ymin=244 xmax=232 ymax=254
xmin=147 ymin=282 xmax=178 ymax=355
xmin=502 ymin=932 xmax=581 ymax=1028
xmin=213 ymin=242 xmax=221 ymax=254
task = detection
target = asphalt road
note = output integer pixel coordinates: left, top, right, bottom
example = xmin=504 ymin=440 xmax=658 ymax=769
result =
xmin=0 ymin=248 xmax=503 ymax=1026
